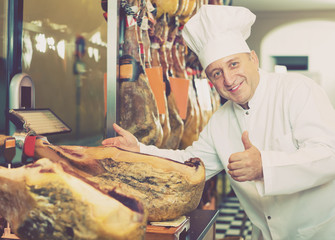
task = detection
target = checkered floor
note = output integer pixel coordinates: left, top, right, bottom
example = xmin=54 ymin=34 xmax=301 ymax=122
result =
xmin=216 ymin=195 xmax=252 ymax=240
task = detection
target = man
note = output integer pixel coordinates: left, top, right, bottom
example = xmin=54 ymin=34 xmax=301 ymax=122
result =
xmin=103 ymin=5 xmax=335 ymax=240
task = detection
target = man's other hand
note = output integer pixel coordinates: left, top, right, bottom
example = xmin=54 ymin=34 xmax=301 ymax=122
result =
xmin=102 ymin=123 xmax=140 ymax=152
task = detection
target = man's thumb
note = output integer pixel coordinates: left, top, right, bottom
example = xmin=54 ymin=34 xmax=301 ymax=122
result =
xmin=242 ymin=131 xmax=253 ymax=150
xmin=113 ymin=123 xmax=126 ymax=136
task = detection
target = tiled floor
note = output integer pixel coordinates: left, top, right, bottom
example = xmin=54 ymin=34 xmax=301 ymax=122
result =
xmin=216 ymin=195 xmax=252 ymax=240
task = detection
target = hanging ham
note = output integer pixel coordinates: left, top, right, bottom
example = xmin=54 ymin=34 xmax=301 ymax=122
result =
xmin=172 ymin=29 xmax=202 ymax=149
xmin=157 ymin=13 xmax=184 ymax=149
xmin=119 ymin=0 xmax=163 ymax=146
xmin=148 ymin=10 xmax=171 ymax=148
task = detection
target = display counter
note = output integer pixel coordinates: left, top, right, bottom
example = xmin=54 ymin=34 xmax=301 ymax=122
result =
xmin=188 ymin=209 xmax=219 ymax=240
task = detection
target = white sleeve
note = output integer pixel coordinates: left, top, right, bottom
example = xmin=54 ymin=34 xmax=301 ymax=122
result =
xmin=139 ymin=143 xmax=191 ymax=163
xmin=140 ymin=117 xmax=224 ymax=181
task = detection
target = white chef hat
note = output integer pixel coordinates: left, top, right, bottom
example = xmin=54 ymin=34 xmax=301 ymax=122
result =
xmin=182 ymin=5 xmax=256 ymax=70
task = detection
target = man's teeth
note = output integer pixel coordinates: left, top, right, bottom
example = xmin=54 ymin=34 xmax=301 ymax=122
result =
xmin=231 ymin=84 xmax=239 ymax=91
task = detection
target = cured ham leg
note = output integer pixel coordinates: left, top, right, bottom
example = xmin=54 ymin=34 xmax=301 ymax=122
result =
xmin=0 ymin=158 xmax=147 ymax=240
xmin=149 ymin=14 xmax=172 ymax=148
xmin=179 ymin=83 xmax=202 ymax=149
xmin=171 ymin=31 xmax=187 ymax=79
xmin=120 ymin=0 xmax=163 ymax=146
xmin=32 ymin=139 xmax=206 ymax=221
xmin=157 ymin=14 xmax=184 ymax=149
xmin=170 ymin=32 xmax=201 ymax=149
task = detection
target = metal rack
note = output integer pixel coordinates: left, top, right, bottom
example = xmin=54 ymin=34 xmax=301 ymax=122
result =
xmin=105 ymin=0 xmax=120 ymax=138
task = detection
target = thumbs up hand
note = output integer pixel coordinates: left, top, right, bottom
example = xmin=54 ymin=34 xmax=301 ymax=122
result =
xmin=227 ymin=131 xmax=263 ymax=182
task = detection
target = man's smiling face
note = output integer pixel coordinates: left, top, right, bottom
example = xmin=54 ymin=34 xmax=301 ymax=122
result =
xmin=205 ymin=51 xmax=260 ymax=109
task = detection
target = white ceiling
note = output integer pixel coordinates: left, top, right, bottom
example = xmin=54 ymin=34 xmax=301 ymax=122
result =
xmin=232 ymin=0 xmax=335 ymax=12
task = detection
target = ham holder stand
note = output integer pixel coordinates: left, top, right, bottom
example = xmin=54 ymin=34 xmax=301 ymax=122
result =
xmin=1 ymin=73 xmax=71 ymax=240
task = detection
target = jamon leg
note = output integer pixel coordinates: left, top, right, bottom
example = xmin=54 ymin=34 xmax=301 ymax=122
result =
xmin=170 ymin=31 xmax=202 ymax=149
xmin=0 ymin=158 xmax=146 ymax=240
xmin=157 ymin=14 xmax=185 ymax=149
xmin=149 ymin=15 xmax=172 ymax=148
xmin=120 ymin=72 xmax=163 ymax=146
xmin=164 ymin=92 xmax=185 ymax=149
xmin=33 ymin=139 xmax=205 ymax=221
xmin=120 ymin=0 xmax=163 ymax=146
xmin=179 ymin=83 xmax=201 ymax=149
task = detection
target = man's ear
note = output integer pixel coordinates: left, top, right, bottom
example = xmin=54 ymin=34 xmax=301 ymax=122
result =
xmin=250 ymin=50 xmax=259 ymax=67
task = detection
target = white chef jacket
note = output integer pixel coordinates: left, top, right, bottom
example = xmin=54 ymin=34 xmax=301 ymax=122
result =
xmin=140 ymin=69 xmax=335 ymax=240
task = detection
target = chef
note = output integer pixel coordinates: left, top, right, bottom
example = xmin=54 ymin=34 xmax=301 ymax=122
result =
xmin=103 ymin=5 xmax=335 ymax=240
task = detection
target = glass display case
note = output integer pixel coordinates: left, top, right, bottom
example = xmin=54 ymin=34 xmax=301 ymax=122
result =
xmin=21 ymin=0 xmax=107 ymax=145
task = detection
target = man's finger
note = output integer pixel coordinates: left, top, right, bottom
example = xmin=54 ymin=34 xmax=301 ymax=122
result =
xmin=102 ymin=137 xmax=120 ymax=146
xmin=113 ymin=123 xmax=126 ymax=136
xmin=227 ymin=160 xmax=244 ymax=172
xmin=229 ymin=151 xmax=245 ymax=163
xmin=101 ymin=138 xmax=115 ymax=146
xmin=242 ymin=131 xmax=253 ymax=150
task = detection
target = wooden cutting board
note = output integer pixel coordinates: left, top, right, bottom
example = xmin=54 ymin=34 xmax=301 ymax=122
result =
xmin=146 ymin=216 xmax=190 ymax=240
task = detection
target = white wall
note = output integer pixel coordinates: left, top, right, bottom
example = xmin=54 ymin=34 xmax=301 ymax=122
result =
xmin=246 ymin=10 xmax=335 ymax=108
xmin=261 ymin=20 xmax=335 ymax=106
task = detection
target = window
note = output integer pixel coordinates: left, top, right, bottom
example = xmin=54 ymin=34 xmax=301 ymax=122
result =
xmin=272 ymin=56 xmax=308 ymax=71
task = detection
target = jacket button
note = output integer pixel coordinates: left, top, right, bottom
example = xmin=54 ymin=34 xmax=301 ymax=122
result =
xmin=267 ymin=216 xmax=271 ymax=220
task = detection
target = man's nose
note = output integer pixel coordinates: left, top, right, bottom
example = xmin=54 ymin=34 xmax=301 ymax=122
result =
xmin=223 ymin=70 xmax=235 ymax=86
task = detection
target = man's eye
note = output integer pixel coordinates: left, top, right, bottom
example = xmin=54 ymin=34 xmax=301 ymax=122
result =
xmin=213 ymin=71 xmax=222 ymax=78
xmin=231 ymin=62 xmax=238 ymax=67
